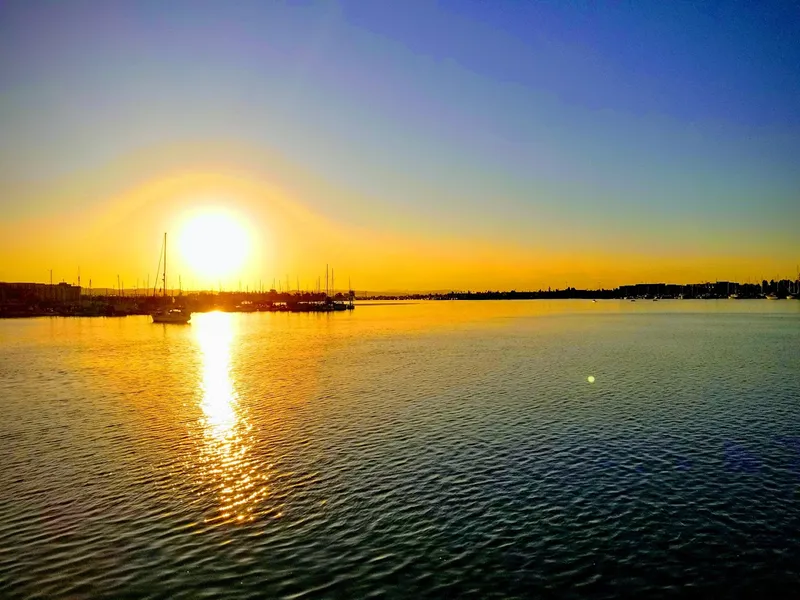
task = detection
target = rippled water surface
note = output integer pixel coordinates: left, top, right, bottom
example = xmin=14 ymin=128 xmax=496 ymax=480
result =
xmin=1 ymin=300 xmax=799 ymax=598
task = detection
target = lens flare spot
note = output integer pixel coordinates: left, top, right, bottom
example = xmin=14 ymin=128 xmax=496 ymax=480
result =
xmin=588 ymin=375 xmax=596 ymax=383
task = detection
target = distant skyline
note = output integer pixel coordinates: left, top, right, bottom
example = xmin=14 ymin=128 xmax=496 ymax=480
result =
xmin=1 ymin=1 xmax=798 ymax=290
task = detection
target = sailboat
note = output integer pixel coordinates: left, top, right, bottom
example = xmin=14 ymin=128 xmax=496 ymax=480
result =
xmin=787 ymin=276 xmax=798 ymax=299
xmin=151 ymin=232 xmax=192 ymax=324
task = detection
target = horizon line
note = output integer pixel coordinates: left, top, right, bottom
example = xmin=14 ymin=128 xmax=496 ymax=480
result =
xmin=3 ymin=277 xmax=799 ymax=296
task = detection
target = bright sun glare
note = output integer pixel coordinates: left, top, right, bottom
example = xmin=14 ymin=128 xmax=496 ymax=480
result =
xmin=178 ymin=209 xmax=250 ymax=283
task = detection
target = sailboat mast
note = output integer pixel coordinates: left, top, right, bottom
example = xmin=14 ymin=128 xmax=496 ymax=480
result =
xmin=163 ymin=232 xmax=167 ymax=299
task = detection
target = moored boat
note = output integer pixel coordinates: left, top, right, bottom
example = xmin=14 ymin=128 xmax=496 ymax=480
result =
xmin=152 ymin=308 xmax=191 ymax=324
xmin=150 ymin=232 xmax=193 ymax=324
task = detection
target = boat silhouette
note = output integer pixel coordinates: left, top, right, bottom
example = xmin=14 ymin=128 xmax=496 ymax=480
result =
xmin=151 ymin=233 xmax=191 ymax=324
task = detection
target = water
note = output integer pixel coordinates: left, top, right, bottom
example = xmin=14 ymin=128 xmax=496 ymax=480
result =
xmin=1 ymin=300 xmax=799 ymax=598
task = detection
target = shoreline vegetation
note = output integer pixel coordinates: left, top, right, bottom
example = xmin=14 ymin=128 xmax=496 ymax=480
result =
xmin=1 ymin=279 xmax=798 ymax=318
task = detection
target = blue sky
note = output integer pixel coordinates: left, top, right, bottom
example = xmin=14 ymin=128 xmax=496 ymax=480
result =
xmin=1 ymin=0 xmax=798 ymax=284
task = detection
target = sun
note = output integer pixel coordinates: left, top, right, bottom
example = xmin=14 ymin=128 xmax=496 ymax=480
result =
xmin=178 ymin=209 xmax=250 ymax=284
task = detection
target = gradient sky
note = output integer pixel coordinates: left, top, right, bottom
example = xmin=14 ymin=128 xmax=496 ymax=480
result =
xmin=1 ymin=0 xmax=798 ymax=290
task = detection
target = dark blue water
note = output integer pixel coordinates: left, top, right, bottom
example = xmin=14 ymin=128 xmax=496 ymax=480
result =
xmin=1 ymin=301 xmax=799 ymax=598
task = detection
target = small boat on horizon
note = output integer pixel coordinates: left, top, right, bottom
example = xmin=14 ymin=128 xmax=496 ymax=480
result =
xmin=152 ymin=308 xmax=191 ymax=324
xmin=151 ymin=232 xmax=192 ymax=324
xmin=235 ymin=300 xmax=257 ymax=312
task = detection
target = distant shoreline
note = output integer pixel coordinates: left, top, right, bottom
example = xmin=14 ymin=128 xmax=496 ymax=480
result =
xmin=2 ymin=278 xmax=798 ymax=319
xmin=2 ymin=296 xmax=798 ymax=320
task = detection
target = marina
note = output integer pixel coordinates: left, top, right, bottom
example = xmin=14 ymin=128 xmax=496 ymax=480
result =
xmin=3 ymin=277 xmax=798 ymax=319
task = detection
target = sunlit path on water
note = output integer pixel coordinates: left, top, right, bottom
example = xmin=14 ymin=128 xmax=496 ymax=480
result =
xmin=193 ymin=312 xmax=268 ymax=525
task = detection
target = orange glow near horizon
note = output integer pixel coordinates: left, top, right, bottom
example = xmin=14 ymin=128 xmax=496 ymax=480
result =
xmin=0 ymin=142 xmax=797 ymax=292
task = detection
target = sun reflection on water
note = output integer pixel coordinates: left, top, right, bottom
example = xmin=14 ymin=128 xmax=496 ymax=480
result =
xmin=198 ymin=314 xmax=237 ymax=437
xmin=194 ymin=312 xmax=267 ymax=525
